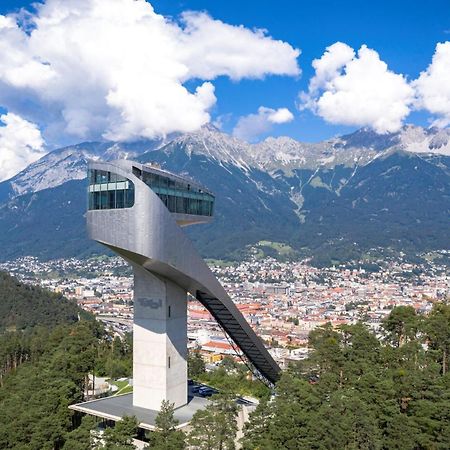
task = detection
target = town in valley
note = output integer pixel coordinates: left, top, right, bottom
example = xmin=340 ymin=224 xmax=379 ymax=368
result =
xmin=3 ymin=248 xmax=448 ymax=370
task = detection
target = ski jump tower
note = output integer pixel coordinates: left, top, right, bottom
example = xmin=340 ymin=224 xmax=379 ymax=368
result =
xmin=87 ymin=160 xmax=280 ymax=411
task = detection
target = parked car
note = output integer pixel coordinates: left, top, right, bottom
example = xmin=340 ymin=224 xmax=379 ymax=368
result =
xmin=198 ymin=386 xmax=218 ymax=397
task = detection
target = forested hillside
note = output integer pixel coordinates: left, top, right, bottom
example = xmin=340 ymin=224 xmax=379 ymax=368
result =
xmin=242 ymin=304 xmax=450 ymax=450
xmin=55 ymin=304 xmax=450 ymax=450
xmin=0 ymin=271 xmax=83 ymax=331
xmin=0 ymin=275 xmax=132 ymax=449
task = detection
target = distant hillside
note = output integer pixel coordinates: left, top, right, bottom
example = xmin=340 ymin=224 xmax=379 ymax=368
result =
xmin=0 ymin=125 xmax=448 ymax=266
xmin=0 ymin=272 xmax=84 ymax=331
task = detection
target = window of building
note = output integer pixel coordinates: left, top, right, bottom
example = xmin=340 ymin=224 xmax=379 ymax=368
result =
xmin=87 ymin=169 xmax=135 ymax=210
xmin=138 ymin=168 xmax=215 ymax=217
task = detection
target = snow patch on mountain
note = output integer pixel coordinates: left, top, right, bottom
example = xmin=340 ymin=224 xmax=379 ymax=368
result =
xmin=161 ymin=125 xmax=253 ymax=171
xmin=1 ymin=124 xmax=449 ymax=199
xmin=9 ymin=146 xmax=94 ymax=196
xmin=3 ymin=138 xmax=167 ymax=198
xmin=397 ymin=125 xmax=450 ymax=155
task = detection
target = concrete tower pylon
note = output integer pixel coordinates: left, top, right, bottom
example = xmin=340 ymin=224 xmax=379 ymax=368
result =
xmin=133 ymin=265 xmax=187 ymax=409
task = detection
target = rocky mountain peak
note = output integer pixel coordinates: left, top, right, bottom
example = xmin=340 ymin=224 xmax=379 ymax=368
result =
xmin=2 ymin=124 xmax=450 ymax=200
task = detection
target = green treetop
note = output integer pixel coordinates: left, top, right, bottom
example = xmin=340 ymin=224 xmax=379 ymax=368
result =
xmin=147 ymin=400 xmax=186 ymax=450
xmin=188 ymin=393 xmax=238 ymax=450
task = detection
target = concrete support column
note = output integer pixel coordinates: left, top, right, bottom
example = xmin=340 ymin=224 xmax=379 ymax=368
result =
xmin=132 ymin=264 xmax=187 ymax=410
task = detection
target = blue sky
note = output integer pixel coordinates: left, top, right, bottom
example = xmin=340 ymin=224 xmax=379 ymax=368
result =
xmin=153 ymin=0 xmax=450 ymax=140
xmin=0 ymin=0 xmax=449 ymax=143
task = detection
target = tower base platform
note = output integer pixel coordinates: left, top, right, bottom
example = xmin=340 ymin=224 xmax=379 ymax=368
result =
xmin=69 ymin=392 xmax=209 ymax=431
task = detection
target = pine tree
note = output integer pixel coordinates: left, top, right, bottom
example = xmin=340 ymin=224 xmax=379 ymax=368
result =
xmin=241 ymin=398 xmax=274 ymax=450
xmin=188 ymin=393 xmax=238 ymax=450
xmin=382 ymin=306 xmax=420 ymax=347
xmin=188 ymin=350 xmax=206 ymax=378
xmin=424 ymin=303 xmax=450 ymax=374
xmin=63 ymin=415 xmax=97 ymax=450
xmin=102 ymin=415 xmax=138 ymax=450
xmin=147 ymin=400 xmax=186 ymax=449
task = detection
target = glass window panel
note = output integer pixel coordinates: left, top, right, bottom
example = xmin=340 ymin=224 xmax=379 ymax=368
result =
xmin=187 ymin=198 xmax=192 ymax=214
xmin=94 ymin=192 xmax=100 ymax=209
xmin=125 ymin=186 xmax=134 ymax=208
xmin=150 ymin=173 xmax=158 ymax=187
xmin=116 ymin=190 xmax=125 ymax=208
xmin=96 ymin=171 xmax=105 ymax=184
xmin=175 ymin=196 xmax=180 ymax=212
xmin=186 ymin=197 xmax=192 ymax=214
xmin=128 ymin=181 xmax=135 ymax=207
xmin=108 ymin=190 xmax=116 ymax=209
xmin=168 ymin=195 xmax=176 ymax=212
xmin=100 ymin=191 xmax=108 ymax=209
xmin=87 ymin=171 xmax=134 ymax=210
xmin=132 ymin=166 xmax=142 ymax=179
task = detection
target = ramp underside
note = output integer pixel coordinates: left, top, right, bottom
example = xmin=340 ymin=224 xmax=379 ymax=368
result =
xmin=102 ymin=245 xmax=281 ymax=385
xmin=196 ymin=291 xmax=280 ymax=384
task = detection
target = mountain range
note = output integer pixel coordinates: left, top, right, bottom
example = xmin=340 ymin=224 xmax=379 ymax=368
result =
xmin=0 ymin=124 xmax=449 ymax=266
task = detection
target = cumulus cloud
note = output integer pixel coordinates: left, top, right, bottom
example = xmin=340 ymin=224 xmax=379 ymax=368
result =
xmin=0 ymin=112 xmax=46 ymax=181
xmin=413 ymin=41 xmax=450 ymax=127
xmin=179 ymin=12 xmax=300 ymax=81
xmin=0 ymin=0 xmax=300 ymax=143
xmin=300 ymin=42 xmax=414 ymax=133
xmin=233 ymin=106 xmax=294 ymax=141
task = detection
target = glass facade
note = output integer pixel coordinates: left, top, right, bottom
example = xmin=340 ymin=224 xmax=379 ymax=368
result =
xmin=88 ymin=169 xmax=135 ymax=210
xmin=135 ymin=167 xmax=214 ymax=217
xmin=87 ymin=166 xmax=214 ymax=216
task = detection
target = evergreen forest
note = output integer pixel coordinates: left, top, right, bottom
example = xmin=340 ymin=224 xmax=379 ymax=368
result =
xmin=0 ymin=272 xmax=132 ymax=449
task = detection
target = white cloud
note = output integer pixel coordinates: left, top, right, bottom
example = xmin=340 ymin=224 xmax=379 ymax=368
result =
xmin=179 ymin=12 xmax=300 ymax=81
xmin=267 ymin=108 xmax=295 ymax=124
xmin=413 ymin=41 xmax=450 ymax=127
xmin=0 ymin=0 xmax=300 ymax=143
xmin=306 ymin=42 xmax=355 ymax=95
xmin=300 ymin=42 xmax=414 ymax=133
xmin=0 ymin=112 xmax=46 ymax=181
xmin=233 ymin=106 xmax=294 ymax=141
